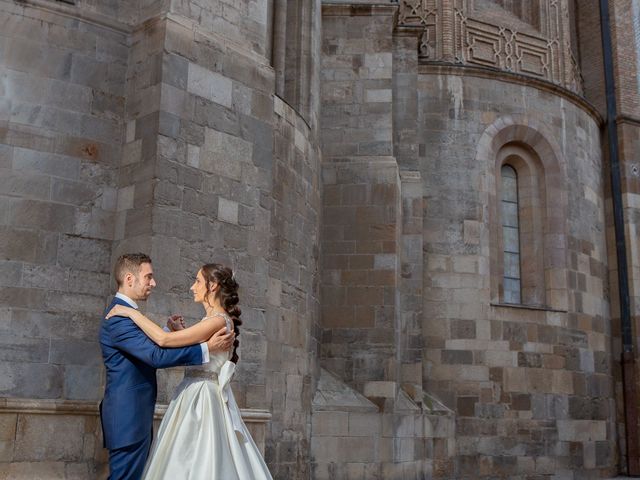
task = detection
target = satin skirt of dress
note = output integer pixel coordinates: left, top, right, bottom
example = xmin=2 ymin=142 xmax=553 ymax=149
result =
xmin=141 ymin=377 xmax=273 ymax=480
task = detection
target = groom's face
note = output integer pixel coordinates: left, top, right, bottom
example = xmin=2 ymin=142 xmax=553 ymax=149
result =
xmin=131 ymin=262 xmax=156 ymax=301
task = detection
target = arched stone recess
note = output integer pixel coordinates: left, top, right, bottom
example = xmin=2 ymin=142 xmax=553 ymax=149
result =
xmin=477 ymin=115 xmax=569 ymax=311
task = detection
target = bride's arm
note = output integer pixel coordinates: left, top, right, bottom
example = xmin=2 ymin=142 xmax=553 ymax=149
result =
xmin=106 ymin=305 xmax=226 ymax=347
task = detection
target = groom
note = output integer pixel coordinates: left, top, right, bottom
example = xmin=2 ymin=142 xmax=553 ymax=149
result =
xmin=99 ymin=253 xmax=234 ymax=480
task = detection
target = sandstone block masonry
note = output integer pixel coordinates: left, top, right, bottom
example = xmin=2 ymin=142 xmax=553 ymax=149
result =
xmin=0 ymin=0 xmax=637 ymax=478
xmin=317 ymin=1 xmax=619 ymax=479
xmin=0 ymin=0 xmax=322 ymax=477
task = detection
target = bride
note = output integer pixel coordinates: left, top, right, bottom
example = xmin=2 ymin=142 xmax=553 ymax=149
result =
xmin=106 ymin=263 xmax=273 ymax=480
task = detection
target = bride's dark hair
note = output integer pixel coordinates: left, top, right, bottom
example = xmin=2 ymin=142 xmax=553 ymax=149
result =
xmin=202 ymin=263 xmax=241 ymax=363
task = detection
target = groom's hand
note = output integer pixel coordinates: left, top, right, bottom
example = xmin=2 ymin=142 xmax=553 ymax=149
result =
xmin=206 ymin=327 xmax=235 ymax=353
xmin=166 ymin=315 xmax=186 ymax=331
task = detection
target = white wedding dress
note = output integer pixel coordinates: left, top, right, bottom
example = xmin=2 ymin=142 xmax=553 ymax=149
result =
xmin=142 ymin=313 xmax=273 ymax=480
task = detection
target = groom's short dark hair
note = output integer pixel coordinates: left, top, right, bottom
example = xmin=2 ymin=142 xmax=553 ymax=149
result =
xmin=114 ymin=253 xmax=152 ymax=287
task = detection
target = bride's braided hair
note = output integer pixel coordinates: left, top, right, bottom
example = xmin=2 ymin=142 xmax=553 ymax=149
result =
xmin=202 ymin=263 xmax=241 ymax=363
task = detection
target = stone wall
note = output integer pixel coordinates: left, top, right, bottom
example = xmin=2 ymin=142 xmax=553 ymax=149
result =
xmin=0 ymin=0 xmax=322 ymax=477
xmin=316 ymin=1 xmax=621 ymax=478
xmin=264 ymin=94 xmax=321 ymax=478
xmin=1 ymin=0 xmax=639 ymax=478
xmin=0 ymin=0 xmax=130 ymax=474
xmin=574 ymin=1 xmax=605 ymax=116
xmin=310 ymin=368 xmax=456 ymax=480
xmin=315 ymin=6 xmax=456 ymax=479
xmin=0 ymin=0 xmax=127 ymax=398
xmin=118 ymin=4 xmax=323 ymax=478
xmin=169 ymin=0 xmax=269 ymax=58
xmin=606 ymin=0 xmax=640 ymax=474
xmin=320 ymin=157 xmax=400 ymax=391
xmin=415 ymin=71 xmax=614 ymax=478
xmin=320 ymin=4 xmax=395 ymax=158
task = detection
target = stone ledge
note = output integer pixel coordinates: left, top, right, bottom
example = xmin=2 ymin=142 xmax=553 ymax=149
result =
xmin=0 ymin=397 xmax=272 ymax=423
xmin=0 ymin=398 xmax=98 ymax=416
xmin=322 ymin=3 xmax=398 ymax=17
xmin=618 ymin=114 xmax=640 ymax=127
xmin=399 ymin=171 xmax=421 ymax=182
xmin=490 ymin=302 xmax=568 ymax=313
xmin=323 ymin=156 xmax=398 ymax=166
xmin=313 ymin=369 xmax=379 ymax=413
xmin=418 ymin=63 xmax=603 ymax=126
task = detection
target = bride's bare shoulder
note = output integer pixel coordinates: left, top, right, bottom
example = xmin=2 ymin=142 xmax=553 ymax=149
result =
xmin=199 ymin=313 xmax=227 ymax=330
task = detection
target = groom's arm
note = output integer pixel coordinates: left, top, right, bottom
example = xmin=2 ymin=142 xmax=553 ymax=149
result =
xmin=106 ymin=315 xmax=205 ymax=368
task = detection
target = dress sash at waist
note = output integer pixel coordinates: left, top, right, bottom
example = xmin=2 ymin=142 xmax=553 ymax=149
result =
xmin=175 ymin=361 xmax=246 ymax=442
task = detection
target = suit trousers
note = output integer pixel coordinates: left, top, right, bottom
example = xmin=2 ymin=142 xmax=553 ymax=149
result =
xmin=108 ymin=434 xmax=152 ymax=480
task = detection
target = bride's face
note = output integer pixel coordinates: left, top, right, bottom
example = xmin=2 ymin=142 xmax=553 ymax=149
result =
xmin=190 ymin=270 xmax=208 ymax=304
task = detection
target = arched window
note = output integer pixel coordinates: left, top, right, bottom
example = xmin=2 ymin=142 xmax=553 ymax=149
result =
xmin=496 ymin=144 xmax=547 ymax=307
xmin=501 ymin=165 xmax=521 ymax=304
xmin=480 ymin=119 xmax=568 ymax=312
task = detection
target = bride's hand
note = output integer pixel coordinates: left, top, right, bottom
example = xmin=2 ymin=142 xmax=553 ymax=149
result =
xmin=167 ymin=314 xmax=186 ymax=331
xmin=106 ymin=305 xmax=135 ymax=319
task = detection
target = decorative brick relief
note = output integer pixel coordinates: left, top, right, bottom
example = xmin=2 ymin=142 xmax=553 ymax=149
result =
xmin=398 ymin=0 xmax=583 ymax=94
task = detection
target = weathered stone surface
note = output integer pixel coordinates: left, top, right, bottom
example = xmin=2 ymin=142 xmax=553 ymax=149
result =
xmin=187 ymin=63 xmax=233 ymax=108
xmin=0 ymin=362 xmax=63 ymax=398
xmin=0 ymin=414 xmax=16 ymax=462
xmin=57 ymin=235 xmax=111 ymax=273
xmin=64 ymin=365 xmax=103 ymax=401
xmin=0 ymin=461 xmax=67 ymax=479
xmin=558 ymin=420 xmax=607 ymax=442
xmin=0 ymin=0 xmax=631 ymax=478
xmin=200 ymin=127 xmax=253 ymax=179
xmin=14 ymin=415 xmax=85 ymax=462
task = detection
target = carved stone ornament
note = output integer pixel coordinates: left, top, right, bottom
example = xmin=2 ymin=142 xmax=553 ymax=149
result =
xmin=397 ymin=0 xmax=583 ymax=94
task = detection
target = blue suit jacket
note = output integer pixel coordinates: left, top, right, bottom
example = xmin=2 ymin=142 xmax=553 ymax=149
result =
xmin=99 ymin=296 xmax=203 ymax=449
